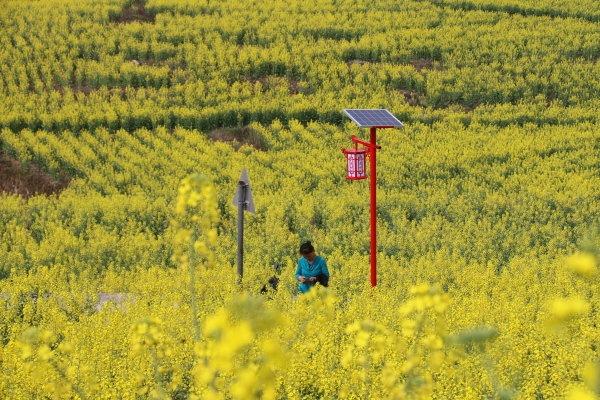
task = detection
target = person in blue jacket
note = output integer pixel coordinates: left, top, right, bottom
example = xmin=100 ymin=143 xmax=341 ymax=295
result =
xmin=296 ymin=241 xmax=329 ymax=293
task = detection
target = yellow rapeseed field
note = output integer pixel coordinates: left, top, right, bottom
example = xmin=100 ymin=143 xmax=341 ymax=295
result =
xmin=0 ymin=0 xmax=599 ymax=399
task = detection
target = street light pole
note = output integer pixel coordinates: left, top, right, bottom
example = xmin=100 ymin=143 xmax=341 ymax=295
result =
xmin=342 ymin=109 xmax=403 ymax=288
xmin=347 ymin=134 xmax=381 ymax=287
xmin=369 ymin=127 xmax=377 ymax=287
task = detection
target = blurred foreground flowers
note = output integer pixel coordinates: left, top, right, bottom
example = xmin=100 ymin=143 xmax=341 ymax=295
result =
xmin=1 ymin=177 xmax=599 ymax=399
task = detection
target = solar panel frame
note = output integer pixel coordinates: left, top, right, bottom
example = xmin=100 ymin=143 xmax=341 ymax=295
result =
xmin=343 ymin=109 xmax=404 ymax=128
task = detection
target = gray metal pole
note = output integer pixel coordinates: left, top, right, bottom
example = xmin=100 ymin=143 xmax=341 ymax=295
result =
xmin=237 ymin=182 xmax=247 ymax=282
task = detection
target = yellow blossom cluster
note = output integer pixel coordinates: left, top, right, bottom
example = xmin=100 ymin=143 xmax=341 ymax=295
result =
xmin=0 ymin=0 xmax=600 ymax=398
xmin=0 ymin=171 xmax=599 ymax=399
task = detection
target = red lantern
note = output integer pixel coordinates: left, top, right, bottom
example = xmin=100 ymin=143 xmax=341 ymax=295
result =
xmin=342 ymin=145 xmax=367 ymax=180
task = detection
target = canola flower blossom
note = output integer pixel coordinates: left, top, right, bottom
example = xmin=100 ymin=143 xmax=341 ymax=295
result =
xmin=0 ymin=0 xmax=600 ymax=397
xmin=566 ymin=252 xmax=598 ymax=279
xmin=547 ymin=297 xmax=591 ymax=327
xmin=0 ymin=174 xmax=599 ymax=399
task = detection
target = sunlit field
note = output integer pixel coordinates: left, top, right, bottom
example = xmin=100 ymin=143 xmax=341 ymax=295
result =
xmin=0 ymin=0 xmax=599 ymax=398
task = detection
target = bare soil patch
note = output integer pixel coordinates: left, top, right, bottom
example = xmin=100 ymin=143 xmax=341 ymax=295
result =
xmin=398 ymin=89 xmax=425 ymax=107
xmin=346 ymin=59 xmax=373 ymax=66
xmin=409 ymin=58 xmax=443 ymax=71
xmin=208 ymin=126 xmax=267 ymax=151
xmin=0 ymin=153 xmax=70 ymax=198
xmin=244 ymin=75 xmax=270 ymax=87
xmin=288 ymin=78 xmax=302 ymax=95
xmin=410 ymin=58 xmax=433 ymax=71
xmin=53 ymin=83 xmax=95 ymax=95
xmin=110 ymin=0 xmax=156 ymax=24
xmin=129 ymin=59 xmax=156 ymax=66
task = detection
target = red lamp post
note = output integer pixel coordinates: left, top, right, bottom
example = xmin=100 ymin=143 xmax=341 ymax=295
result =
xmin=342 ymin=109 xmax=404 ymax=287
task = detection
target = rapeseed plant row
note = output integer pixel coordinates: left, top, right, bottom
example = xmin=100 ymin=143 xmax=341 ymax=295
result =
xmin=0 ymin=0 xmax=599 ymax=398
xmin=1 ymin=0 xmax=599 ymax=133
xmin=0 ymin=173 xmax=598 ymax=398
xmin=0 ymin=119 xmax=598 ymax=398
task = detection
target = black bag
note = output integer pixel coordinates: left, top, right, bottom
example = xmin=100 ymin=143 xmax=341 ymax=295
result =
xmin=316 ymin=273 xmax=329 ymax=287
xmin=260 ymin=276 xmax=279 ymax=294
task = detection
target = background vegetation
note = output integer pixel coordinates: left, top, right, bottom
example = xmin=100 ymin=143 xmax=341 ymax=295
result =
xmin=0 ymin=0 xmax=599 ymax=398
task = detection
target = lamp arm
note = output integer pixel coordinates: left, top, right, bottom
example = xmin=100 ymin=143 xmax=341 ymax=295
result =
xmin=351 ymin=135 xmax=381 ymax=149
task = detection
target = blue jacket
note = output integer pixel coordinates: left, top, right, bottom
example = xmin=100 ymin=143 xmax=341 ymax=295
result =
xmin=296 ymin=256 xmax=329 ymax=293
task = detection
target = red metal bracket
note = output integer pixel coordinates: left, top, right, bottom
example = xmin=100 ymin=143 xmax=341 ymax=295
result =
xmin=351 ymin=135 xmax=381 ymax=149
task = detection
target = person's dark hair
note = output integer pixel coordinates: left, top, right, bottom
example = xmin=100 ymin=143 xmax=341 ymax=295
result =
xmin=299 ymin=241 xmax=315 ymax=255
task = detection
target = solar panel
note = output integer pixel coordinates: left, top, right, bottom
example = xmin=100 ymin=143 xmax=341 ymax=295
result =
xmin=343 ymin=109 xmax=404 ymax=128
